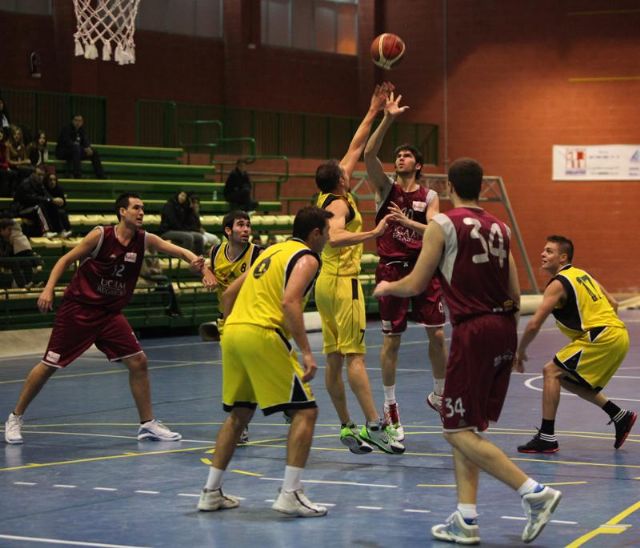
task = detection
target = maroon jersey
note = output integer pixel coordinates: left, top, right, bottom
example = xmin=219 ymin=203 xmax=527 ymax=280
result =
xmin=64 ymin=225 xmax=146 ymax=312
xmin=432 ymin=207 xmax=515 ymax=325
xmin=375 ymin=180 xmax=437 ymax=260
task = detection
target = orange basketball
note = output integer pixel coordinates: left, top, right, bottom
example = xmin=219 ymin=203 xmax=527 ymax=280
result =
xmin=371 ymin=33 xmax=405 ymax=70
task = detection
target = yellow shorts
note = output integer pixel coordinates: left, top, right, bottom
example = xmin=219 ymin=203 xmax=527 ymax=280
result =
xmin=314 ymin=274 xmax=366 ymax=355
xmin=221 ymin=323 xmax=316 ymax=415
xmin=554 ymin=326 xmax=629 ymax=391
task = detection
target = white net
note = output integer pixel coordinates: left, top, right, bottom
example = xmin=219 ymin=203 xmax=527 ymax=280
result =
xmin=73 ymin=0 xmax=141 ymax=65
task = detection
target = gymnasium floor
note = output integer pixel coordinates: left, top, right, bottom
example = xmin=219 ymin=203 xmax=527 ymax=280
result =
xmin=1 ymin=311 xmax=639 ymax=548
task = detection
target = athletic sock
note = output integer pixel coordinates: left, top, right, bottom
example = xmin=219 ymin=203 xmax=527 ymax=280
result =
xmin=433 ymin=377 xmax=445 ymax=395
xmin=457 ymin=503 xmax=478 ymax=524
xmin=383 ymin=384 xmax=396 ymax=404
xmin=282 ymin=465 xmax=303 ymax=492
xmin=540 ymin=418 xmax=555 ymax=436
xmin=204 ymin=466 xmax=224 ymax=491
xmin=517 ymin=478 xmax=543 ymax=497
xmin=603 ymin=401 xmax=624 ymax=421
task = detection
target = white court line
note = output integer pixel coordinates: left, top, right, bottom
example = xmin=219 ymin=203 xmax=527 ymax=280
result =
xmin=357 ymin=506 xmax=383 ymax=510
xmin=524 ymin=375 xmax=640 ymax=403
xmin=0 ymin=534 xmax=150 ymax=548
xmin=94 ymin=487 xmax=118 ymax=492
xmin=259 ymin=477 xmax=397 ymax=488
xmin=404 ymin=509 xmax=431 ymax=514
xmin=134 ymin=490 xmax=159 ymax=495
xmin=501 ymin=516 xmax=577 ymax=525
xmin=14 ymin=481 xmax=36 ymax=486
xmin=53 ymin=484 xmax=76 ymax=489
xmin=177 ymin=493 xmax=200 ymax=498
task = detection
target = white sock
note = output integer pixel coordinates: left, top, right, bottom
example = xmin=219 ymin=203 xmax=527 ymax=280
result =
xmin=383 ymin=384 xmax=396 ymax=404
xmin=204 ymin=466 xmax=225 ymax=491
xmin=282 ymin=465 xmax=304 ymax=492
xmin=457 ymin=503 xmax=478 ymax=521
xmin=517 ymin=477 xmax=542 ymax=497
xmin=433 ymin=377 xmax=445 ymax=395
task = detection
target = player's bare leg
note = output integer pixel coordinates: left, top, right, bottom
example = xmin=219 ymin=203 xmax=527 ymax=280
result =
xmin=426 ymin=326 xmax=447 ymax=414
xmin=286 ymin=407 xmax=317 ymax=467
xmin=325 ymin=352 xmax=350 ymax=424
xmin=13 ymin=362 xmax=57 ymax=416
xmin=380 ymin=334 xmax=404 ymax=438
xmin=345 ymin=353 xmax=378 ymax=422
xmin=123 ymin=353 xmax=153 ymax=421
xmin=212 ymin=407 xmax=254 ymax=470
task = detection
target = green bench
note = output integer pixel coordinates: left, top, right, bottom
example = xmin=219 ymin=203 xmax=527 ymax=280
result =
xmin=48 ymin=160 xmax=215 ymax=182
xmin=48 ymin=143 xmax=183 ymax=165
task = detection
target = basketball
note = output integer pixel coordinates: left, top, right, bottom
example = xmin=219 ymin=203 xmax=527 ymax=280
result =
xmin=370 ymin=33 xmax=405 ymax=70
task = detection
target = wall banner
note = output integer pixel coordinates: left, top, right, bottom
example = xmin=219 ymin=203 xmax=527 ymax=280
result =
xmin=553 ymin=145 xmax=640 ymax=181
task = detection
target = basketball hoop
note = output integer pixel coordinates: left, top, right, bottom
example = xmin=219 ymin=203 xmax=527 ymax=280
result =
xmin=72 ymin=0 xmax=141 ymax=65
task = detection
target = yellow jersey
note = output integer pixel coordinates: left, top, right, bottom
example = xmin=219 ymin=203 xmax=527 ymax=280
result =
xmin=316 ymin=191 xmax=362 ymax=276
xmin=551 ymin=265 xmax=625 ymax=339
xmin=210 ymin=241 xmax=262 ymax=302
xmin=225 ymin=238 xmax=320 ymax=337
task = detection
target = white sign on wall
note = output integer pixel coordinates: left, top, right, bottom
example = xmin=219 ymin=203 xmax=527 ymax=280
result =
xmin=553 ymin=145 xmax=640 ymax=181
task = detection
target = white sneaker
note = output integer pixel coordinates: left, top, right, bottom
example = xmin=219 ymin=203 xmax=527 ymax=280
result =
xmin=432 ymin=510 xmax=480 ymax=545
xmin=4 ymin=413 xmax=24 ymax=445
xmin=521 ymin=486 xmax=562 ymax=543
xmin=426 ymin=392 xmax=443 ymax=415
xmin=60 ymin=230 xmax=73 ymax=238
xmin=197 ymin=487 xmax=240 ymax=511
xmin=137 ymin=419 xmax=182 ymax=441
xmin=383 ymin=401 xmax=405 ymax=441
xmin=43 ymin=231 xmax=58 ymax=238
xmin=272 ymin=488 xmax=328 ymax=518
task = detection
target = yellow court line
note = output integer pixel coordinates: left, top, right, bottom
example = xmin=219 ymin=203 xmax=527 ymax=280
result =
xmin=566 ymin=500 xmax=640 ymax=547
xmin=231 ymin=469 xmax=263 ymax=477
xmin=569 ymin=76 xmax=640 ymax=83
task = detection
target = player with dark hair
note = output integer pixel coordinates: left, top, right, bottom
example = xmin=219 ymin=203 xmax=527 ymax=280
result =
xmin=4 ymin=192 xmax=216 ymax=445
xmin=364 ymin=91 xmax=447 ymax=439
xmin=374 ymin=158 xmax=561 ymax=544
xmin=198 ymin=206 xmax=333 ymax=517
xmin=314 ymin=83 xmax=404 ymax=455
xmin=516 ymin=235 xmax=636 ymax=453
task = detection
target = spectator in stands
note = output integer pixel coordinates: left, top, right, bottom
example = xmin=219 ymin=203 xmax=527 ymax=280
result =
xmin=224 ymin=159 xmax=258 ymax=212
xmin=44 ymin=172 xmax=72 ymax=238
xmin=0 ymin=128 xmax=18 ymax=197
xmin=7 ymin=125 xmax=34 ymax=180
xmin=55 ymin=114 xmax=106 ymax=179
xmin=13 ymin=165 xmax=64 ymax=238
xmin=187 ymin=192 xmax=220 ymax=250
xmin=0 ymin=217 xmax=42 ymax=289
xmin=159 ymin=190 xmax=205 ymax=255
xmin=28 ymin=130 xmax=49 ymax=167
xmin=0 ymin=98 xmax=10 ymax=130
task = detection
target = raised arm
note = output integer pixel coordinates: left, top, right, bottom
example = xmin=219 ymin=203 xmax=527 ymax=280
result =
xmin=364 ymin=91 xmax=409 ymax=196
xmin=325 ymin=198 xmax=390 ymax=248
xmin=339 ymin=82 xmax=392 ymax=180
xmin=282 ymin=254 xmax=321 ymax=382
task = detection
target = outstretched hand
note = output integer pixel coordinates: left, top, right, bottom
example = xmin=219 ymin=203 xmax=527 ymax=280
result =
xmin=372 ymin=213 xmax=393 ymax=238
xmin=370 ymin=81 xmax=395 ymax=112
xmin=385 ymin=91 xmax=409 ymax=118
xmin=387 ymin=201 xmax=409 ymax=226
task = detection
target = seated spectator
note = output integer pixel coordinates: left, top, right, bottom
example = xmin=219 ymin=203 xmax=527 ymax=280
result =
xmin=13 ymin=165 xmax=65 ymax=238
xmin=159 ymin=191 xmax=204 ymax=255
xmin=7 ymin=125 xmax=34 ymax=180
xmin=27 ymin=129 xmax=49 ymax=167
xmin=0 ymin=128 xmax=18 ymax=197
xmin=44 ymin=172 xmax=72 ymax=238
xmin=0 ymin=217 xmax=43 ymax=289
xmin=55 ymin=114 xmax=105 ymax=179
xmin=187 ymin=193 xmax=220 ymax=251
xmin=0 ymin=97 xmax=10 ymax=131
xmin=223 ymin=159 xmax=258 ymax=212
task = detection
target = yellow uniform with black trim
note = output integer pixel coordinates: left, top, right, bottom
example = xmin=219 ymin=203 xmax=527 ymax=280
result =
xmin=222 ymin=238 xmax=320 ymax=415
xmin=314 ymin=191 xmax=366 ymax=355
xmin=551 ymin=264 xmax=628 ymax=391
xmin=210 ymin=241 xmax=261 ymax=333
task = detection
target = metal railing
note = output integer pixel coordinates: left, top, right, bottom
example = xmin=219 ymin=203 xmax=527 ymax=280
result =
xmin=135 ymin=99 xmax=439 ymax=164
xmin=0 ymin=87 xmax=107 ymax=144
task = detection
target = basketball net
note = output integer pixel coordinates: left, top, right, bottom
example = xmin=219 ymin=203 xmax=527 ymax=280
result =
xmin=72 ymin=0 xmax=141 ymax=65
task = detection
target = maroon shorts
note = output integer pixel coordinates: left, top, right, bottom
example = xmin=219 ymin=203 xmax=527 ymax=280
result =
xmin=375 ymin=260 xmax=446 ymax=333
xmin=42 ymin=299 xmax=143 ymax=368
xmin=442 ymin=314 xmax=517 ymax=432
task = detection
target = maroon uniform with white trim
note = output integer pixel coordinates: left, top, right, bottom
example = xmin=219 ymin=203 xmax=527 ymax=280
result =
xmin=375 ymin=181 xmax=445 ymax=333
xmin=432 ymin=207 xmax=517 ymax=431
xmin=42 ymin=226 xmax=145 ymax=368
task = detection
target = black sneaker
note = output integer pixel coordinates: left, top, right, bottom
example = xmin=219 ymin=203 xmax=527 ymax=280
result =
xmin=612 ymin=410 xmax=637 ymax=449
xmin=518 ymin=431 xmax=559 ymax=454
